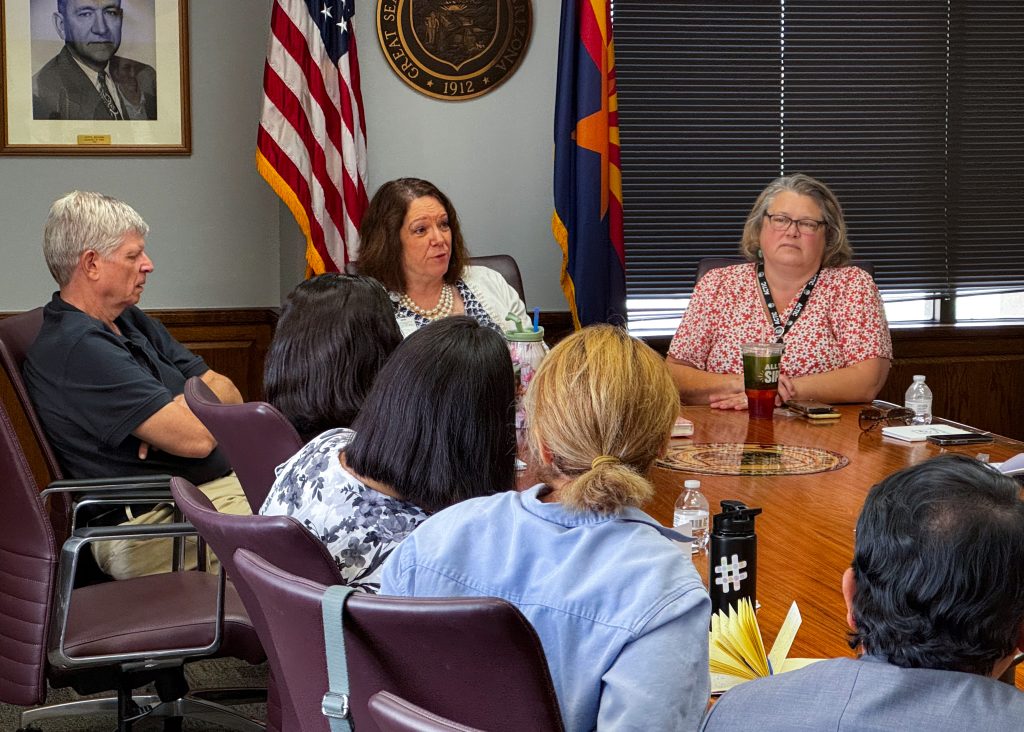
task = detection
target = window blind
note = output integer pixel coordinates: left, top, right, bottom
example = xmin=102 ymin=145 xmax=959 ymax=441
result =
xmin=615 ymin=1 xmax=1024 ymax=312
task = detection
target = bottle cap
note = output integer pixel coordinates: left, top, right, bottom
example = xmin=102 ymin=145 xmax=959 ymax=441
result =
xmin=712 ymin=499 xmax=763 ymax=535
xmin=913 ymin=374 xmax=926 ymax=381
xmin=505 ymin=313 xmax=545 ymax=342
xmin=683 ymin=480 xmax=701 ymax=490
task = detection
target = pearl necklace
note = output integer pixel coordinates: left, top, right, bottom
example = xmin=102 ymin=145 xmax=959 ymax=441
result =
xmin=399 ymin=283 xmax=454 ymax=320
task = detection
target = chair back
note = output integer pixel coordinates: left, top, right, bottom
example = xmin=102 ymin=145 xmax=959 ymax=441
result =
xmin=0 ymin=401 xmax=57 ymax=706
xmin=368 ymin=691 xmax=482 ymax=732
xmin=468 ymin=254 xmax=526 ymax=303
xmin=232 ymin=549 xmax=565 ymax=732
xmin=169 ymin=476 xmax=342 ymax=732
xmin=346 ymin=255 xmax=526 ymax=303
xmin=183 ymin=376 xmax=304 ymax=512
xmin=0 ymin=308 xmax=65 ymax=482
xmin=695 ymin=256 xmax=875 ymax=286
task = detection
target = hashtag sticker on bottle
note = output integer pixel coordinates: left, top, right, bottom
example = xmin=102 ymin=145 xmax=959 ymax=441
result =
xmin=713 ymin=554 xmax=748 ymax=593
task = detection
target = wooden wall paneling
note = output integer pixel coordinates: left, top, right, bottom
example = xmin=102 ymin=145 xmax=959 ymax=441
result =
xmin=879 ymin=325 xmax=1024 ymax=441
xmin=148 ymin=309 xmax=277 ymax=402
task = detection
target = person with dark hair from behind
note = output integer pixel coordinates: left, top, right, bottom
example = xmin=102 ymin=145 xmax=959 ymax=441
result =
xmin=701 ymin=453 xmax=1024 ymax=731
xmin=382 ymin=325 xmax=711 ymax=731
xmin=264 ymin=274 xmax=402 ymax=442
xmin=260 ymin=315 xmax=516 ymax=592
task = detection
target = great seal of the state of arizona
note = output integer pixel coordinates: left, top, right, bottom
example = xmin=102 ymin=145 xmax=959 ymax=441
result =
xmin=376 ymin=0 xmax=532 ymax=100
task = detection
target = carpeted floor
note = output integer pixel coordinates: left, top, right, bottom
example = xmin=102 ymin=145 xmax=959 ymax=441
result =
xmin=0 ymin=658 xmax=268 ymax=731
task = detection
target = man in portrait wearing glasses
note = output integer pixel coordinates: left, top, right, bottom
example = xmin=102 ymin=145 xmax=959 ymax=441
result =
xmin=701 ymin=454 xmax=1024 ymax=731
xmin=33 ymin=0 xmax=157 ymax=121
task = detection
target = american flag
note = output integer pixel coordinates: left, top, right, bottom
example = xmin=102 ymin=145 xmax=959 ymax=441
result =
xmin=257 ymin=0 xmax=368 ymax=273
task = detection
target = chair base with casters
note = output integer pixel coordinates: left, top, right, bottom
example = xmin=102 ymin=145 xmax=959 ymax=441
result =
xmin=13 ymin=521 xmax=267 ymax=732
xmin=19 ymin=683 xmax=265 ymax=731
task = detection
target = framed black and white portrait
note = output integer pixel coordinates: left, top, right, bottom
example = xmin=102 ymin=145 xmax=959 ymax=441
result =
xmin=1 ymin=0 xmax=190 ymax=154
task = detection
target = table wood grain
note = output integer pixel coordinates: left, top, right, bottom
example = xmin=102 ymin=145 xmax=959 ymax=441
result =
xmin=642 ymin=404 xmax=1024 ymax=684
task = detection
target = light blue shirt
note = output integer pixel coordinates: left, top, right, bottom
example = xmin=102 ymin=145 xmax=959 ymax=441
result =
xmin=381 ymin=484 xmax=711 ymax=732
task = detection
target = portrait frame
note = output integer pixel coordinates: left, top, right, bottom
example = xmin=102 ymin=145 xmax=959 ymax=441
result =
xmin=0 ymin=0 xmax=191 ymax=155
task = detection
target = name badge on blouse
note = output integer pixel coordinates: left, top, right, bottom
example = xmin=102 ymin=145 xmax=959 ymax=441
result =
xmin=396 ymin=316 xmax=418 ymax=339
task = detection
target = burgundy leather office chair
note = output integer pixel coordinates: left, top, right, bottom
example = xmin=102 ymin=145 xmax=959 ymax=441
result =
xmin=183 ymin=376 xmax=304 ymax=512
xmin=694 ymin=255 xmax=875 ymax=286
xmin=368 ymin=691 xmax=482 ymax=732
xmin=346 ymin=254 xmax=527 ymax=303
xmin=232 ymin=548 xmax=565 ymax=732
xmin=169 ymin=476 xmax=344 ymax=732
xmin=0 ymin=309 xmax=175 ymax=578
xmin=0 ymin=401 xmax=265 ymax=731
xmin=0 ymin=308 xmax=64 ymax=481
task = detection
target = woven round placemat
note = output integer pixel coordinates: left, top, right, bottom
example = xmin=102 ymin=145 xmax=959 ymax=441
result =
xmin=657 ymin=442 xmax=849 ymax=476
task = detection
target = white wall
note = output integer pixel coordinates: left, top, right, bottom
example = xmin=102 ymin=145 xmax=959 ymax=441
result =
xmin=0 ymin=2 xmax=565 ymax=312
xmin=0 ymin=3 xmax=280 ymax=310
xmin=280 ymin=1 xmax=566 ymax=311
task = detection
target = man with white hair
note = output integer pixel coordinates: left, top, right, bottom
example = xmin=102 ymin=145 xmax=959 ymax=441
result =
xmin=24 ymin=191 xmax=246 ymax=578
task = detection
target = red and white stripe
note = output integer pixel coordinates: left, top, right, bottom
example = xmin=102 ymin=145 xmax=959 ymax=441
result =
xmin=257 ymin=0 xmax=368 ymax=272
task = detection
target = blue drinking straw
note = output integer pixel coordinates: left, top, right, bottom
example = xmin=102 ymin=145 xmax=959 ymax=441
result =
xmin=532 ymin=307 xmax=540 ymax=332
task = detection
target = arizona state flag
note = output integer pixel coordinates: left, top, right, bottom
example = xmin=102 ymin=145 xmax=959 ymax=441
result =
xmin=552 ymin=0 xmax=625 ymax=328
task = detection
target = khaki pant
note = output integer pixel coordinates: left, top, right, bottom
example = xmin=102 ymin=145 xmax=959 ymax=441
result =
xmin=91 ymin=473 xmax=250 ymax=580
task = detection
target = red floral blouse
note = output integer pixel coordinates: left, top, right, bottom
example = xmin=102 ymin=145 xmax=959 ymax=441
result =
xmin=668 ymin=263 xmax=892 ymax=376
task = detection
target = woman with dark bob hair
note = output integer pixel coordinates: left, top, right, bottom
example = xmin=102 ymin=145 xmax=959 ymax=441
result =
xmin=382 ymin=326 xmax=711 ymax=730
xmin=260 ymin=316 xmax=516 ymax=592
xmin=358 ymin=177 xmax=528 ymax=336
xmin=264 ymin=274 xmax=402 ymax=442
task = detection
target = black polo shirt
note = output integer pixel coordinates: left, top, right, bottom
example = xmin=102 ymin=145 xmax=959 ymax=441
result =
xmin=23 ymin=293 xmax=230 ymax=485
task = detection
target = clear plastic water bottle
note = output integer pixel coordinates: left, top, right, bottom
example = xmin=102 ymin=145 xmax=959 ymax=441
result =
xmin=904 ymin=374 xmax=933 ymax=425
xmin=674 ymin=479 xmax=710 ymax=554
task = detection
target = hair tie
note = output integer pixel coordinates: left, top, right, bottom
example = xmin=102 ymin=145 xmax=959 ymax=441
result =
xmin=591 ymin=455 xmax=620 ymax=470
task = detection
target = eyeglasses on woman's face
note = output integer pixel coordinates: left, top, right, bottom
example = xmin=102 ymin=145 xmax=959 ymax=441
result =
xmin=763 ymin=212 xmax=827 ymax=236
xmin=859 ymin=406 xmax=915 ymax=432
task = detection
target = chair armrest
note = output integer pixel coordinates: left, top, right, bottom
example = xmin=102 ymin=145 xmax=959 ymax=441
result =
xmin=41 ymin=474 xmax=172 ymax=498
xmin=70 ymin=493 xmax=175 ymax=532
xmin=42 ymin=475 xmax=174 ymax=533
xmin=47 ymin=522 xmax=225 ymax=671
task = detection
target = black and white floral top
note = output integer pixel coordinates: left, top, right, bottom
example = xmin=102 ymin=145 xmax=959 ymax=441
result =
xmin=259 ymin=428 xmax=428 ymax=593
xmin=390 ymin=279 xmax=503 ymax=334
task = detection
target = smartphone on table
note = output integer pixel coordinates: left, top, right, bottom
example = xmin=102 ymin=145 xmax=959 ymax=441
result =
xmin=926 ymin=432 xmax=993 ymax=446
xmin=787 ymin=400 xmax=840 ymax=420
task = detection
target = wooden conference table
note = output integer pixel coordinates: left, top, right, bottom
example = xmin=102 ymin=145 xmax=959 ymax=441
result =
xmin=643 ymin=403 xmax=1024 ymax=686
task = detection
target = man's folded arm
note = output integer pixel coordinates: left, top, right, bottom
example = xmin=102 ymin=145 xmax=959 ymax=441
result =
xmin=199 ymin=369 xmax=243 ymax=405
xmin=132 ymin=396 xmax=216 ymax=458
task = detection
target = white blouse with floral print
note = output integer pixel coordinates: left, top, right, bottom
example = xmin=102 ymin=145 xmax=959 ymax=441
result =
xmin=259 ymin=428 xmax=428 ymax=593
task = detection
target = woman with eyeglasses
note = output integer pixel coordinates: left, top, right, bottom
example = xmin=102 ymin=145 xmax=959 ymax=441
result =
xmin=667 ymin=173 xmax=892 ymax=409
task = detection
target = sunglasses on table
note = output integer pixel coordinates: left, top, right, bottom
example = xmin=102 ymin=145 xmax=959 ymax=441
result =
xmin=859 ymin=406 xmax=915 ymax=432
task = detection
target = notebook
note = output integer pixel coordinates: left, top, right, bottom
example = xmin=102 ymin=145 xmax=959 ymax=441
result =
xmin=709 ymin=599 xmax=821 ymax=694
xmin=880 ymin=424 xmax=976 ymax=442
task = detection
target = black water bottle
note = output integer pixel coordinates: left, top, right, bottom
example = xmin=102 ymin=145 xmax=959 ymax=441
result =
xmin=709 ymin=500 xmax=763 ymax=615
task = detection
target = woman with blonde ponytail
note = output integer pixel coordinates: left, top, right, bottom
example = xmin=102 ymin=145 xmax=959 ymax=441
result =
xmin=382 ymin=325 xmax=711 ymax=731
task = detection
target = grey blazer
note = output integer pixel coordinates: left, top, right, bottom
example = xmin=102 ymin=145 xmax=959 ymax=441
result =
xmin=32 ymin=46 xmax=157 ymax=120
xmin=701 ymin=655 xmax=1024 ymax=731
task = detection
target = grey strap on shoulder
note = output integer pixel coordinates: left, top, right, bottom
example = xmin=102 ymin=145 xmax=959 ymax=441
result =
xmin=619 ymin=517 xmax=693 ymax=543
xmin=322 ymin=584 xmax=357 ymax=732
